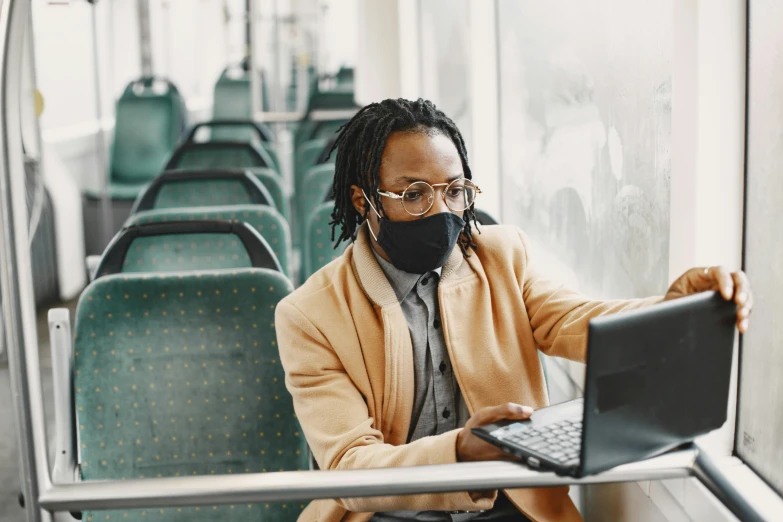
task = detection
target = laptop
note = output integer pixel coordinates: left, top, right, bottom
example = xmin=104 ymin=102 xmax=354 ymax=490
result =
xmin=472 ymin=291 xmax=736 ymax=478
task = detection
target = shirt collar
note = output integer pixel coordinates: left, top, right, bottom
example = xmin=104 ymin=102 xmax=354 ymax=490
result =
xmin=371 ymin=247 xmax=441 ymax=303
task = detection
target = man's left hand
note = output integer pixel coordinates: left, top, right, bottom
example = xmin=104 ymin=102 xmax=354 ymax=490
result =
xmin=664 ymin=266 xmax=752 ymax=333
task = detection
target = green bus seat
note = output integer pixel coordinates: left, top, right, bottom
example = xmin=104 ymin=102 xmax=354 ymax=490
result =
xmin=184 ymin=120 xmax=278 ymax=172
xmin=166 ymin=142 xmax=278 ymax=175
xmin=336 ymin=67 xmax=354 ymax=86
xmin=127 ymin=205 xmax=292 ymax=279
xmin=303 ymin=202 xmax=346 ymax=280
xmin=474 ymin=208 xmax=500 ymax=226
xmin=249 ymin=168 xmax=288 ymax=221
xmin=293 ymin=86 xmax=356 ymax=148
xmin=73 ymin=268 xmax=307 ymax=521
xmin=213 ymin=64 xmax=269 ymax=119
xmin=93 ymin=221 xmax=282 ymax=277
xmin=106 ymin=77 xmax=188 ymax=199
xmin=295 ymin=139 xmax=332 ymax=194
xmin=131 ymin=170 xmax=276 ymax=214
xmin=296 ymin=165 xmax=334 ymax=246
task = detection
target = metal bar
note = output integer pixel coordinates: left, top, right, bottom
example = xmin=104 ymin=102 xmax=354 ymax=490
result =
xmin=271 ymin=0 xmax=281 ymax=111
xmin=48 ymin=309 xmax=76 ymax=485
xmin=89 ymin=1 xmax=113 ymax=247
xmin=39 ymin=449 xmax=696 ymax=512
xmin=137 ymin=0 xmax=153 ymax=77
xmin=309 ymin=108 xmax=357 ymax=121
xmin=0 ymin=1 xmax=51 ymax=521
xmin=252 ymin=108 xmax=357 ymax=123
xmin=247 ymin=0 xmax=261 ymax=117
xmin=23 ymin=16 xmax=45 ymax=247
xmin=254 ymin=110 xmax=303 ymax=123
xmin=692 ymin=452 xmax=777 ymax=522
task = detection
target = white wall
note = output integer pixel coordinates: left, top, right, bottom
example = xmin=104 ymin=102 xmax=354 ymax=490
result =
xmin=355 ymin=0 xmax=403 ymax=105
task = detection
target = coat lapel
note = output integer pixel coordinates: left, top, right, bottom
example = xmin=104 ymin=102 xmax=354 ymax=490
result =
xmin=350 ymin=226 xmax=414 ymax=445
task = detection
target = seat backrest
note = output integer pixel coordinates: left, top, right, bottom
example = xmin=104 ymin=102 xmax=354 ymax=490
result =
xmin=110 ymin=78 xmax=187 ymax=185
xmin=309 ymin=119 xmax=349 ymax=141
xmin=295 ymin=139 xmax=331 ymax=193
xmin=166 ymin=142 xmax=277 ymax=173
xmin=73 ymin=269 xmax=307 ymax=521
xmin=305 ymin=86 xmax=356 ymax=113
xmin=298 ymin=165 xmax=335 ymax=241
xmin=474 ymin=208 xmax=500 ymax=226
xmin=213 ymin=69 xmax=252 ymax=120
xmin=131 ymin=170 xmax=275 ymax=213
xmin=126 ymin=205 xmax=292 ymax=278
xmin=94 ymin=221 xmax=282 ymax=277
xmin=248 ymin=168 xmax=289 ymax=221
xmin=304 ymin=202 xmax=346 ymax=279
xmin=336 ymin=67 xmax=354 ymax=86
xmin=294 ymin=87 xmax=356 ymax=148
xmin=185 ymin=120 xmax=273 ymax=144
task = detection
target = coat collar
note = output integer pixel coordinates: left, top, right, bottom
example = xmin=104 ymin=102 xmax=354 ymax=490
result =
xmin=351 ymin=222 xmax=465 ymax=308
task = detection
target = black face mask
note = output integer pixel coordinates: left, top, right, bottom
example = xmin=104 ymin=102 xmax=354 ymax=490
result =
xmin=367 ymin=210 xmax=465 ymax=274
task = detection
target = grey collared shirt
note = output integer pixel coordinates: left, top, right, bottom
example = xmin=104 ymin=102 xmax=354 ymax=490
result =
xmin=369 ymin=251 xmax=522 ymax=522
xmin=372 ymin=250 xmax=469 ymax=441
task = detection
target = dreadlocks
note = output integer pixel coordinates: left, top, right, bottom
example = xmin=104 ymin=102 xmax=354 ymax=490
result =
xmin=327 ymin=98 xmax=478 ymax=256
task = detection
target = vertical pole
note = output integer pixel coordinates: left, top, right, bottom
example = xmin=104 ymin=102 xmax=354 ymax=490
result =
xmin=0 ymin=0 xmax=51 ymax=520
xmin=247 ymin=0 xmax=261 ymax=118
xmin=161 ymin=0 xmax=171 ymax=78
xmin=137 ymin=0 xmax=153 ymax=77
xmin=271 ymin=0 xmax=281 ymax=111
xmin=89 ymin=2 xmax=113 ymax=246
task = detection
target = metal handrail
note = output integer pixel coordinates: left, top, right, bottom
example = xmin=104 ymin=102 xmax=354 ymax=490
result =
xmin=39 ymin=449 xmax=697 ymax=512
xmin=253 ymin=108 xmax=358 ymax=123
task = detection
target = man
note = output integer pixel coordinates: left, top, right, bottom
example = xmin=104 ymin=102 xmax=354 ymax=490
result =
xmin=276 ymin=99 xmax=752 ymax=521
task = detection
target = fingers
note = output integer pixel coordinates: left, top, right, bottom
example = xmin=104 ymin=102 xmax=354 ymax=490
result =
xmin=706 ymin=266 xmax=735 ymax=300
xmin=731 ymin=271 xmax=753 ymax=333
xmin=469 ymin=403 xmax=534 ymax=428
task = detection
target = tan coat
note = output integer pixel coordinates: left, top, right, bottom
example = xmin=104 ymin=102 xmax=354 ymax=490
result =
xmin=276 ymin=225 xmax=660 ymax=522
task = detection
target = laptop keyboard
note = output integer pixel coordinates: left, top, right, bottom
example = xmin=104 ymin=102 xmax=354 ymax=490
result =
xmin=491 ymin=418 xmax=582 ymax=465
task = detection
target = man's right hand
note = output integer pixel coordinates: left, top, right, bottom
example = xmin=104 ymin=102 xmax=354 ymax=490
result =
xmin=456 ymin=403 xmax=534 ymax=462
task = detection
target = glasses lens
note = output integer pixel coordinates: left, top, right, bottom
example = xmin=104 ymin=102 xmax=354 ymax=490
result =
xmin=444 ymin=179 xmax=478 ymax=211
xmin=402 ymin=182 xmax=435 ymax=216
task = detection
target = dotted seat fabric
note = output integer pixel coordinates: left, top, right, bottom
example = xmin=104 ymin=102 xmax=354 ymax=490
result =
xmin=126 ymin=206 xmax=292 ymax=278
xmin=294 ymin=139 xmax=331 ymax=194
xmin=120 ymin=233 xmax=254 ymax=274
xmin=170 ymin=143 xmax=277 ymax=175
xmin=248 ymin=168 xmax=289 ymax=221
xmin=173 ymin=146 xmax=260 ymax=170
xmin=153 ymin=180 xmax=254 ymax=210
xmin=296 ymin=165 xmax=335 ymax=247
xmin=73 ymin=269 xmax=308 ymax=521
xmin=303 ymin=202 xmax=346 ymax=280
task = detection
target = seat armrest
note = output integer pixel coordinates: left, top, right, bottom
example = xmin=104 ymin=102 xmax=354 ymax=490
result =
xmin=48 ymin=308 xmax=77 ymax=485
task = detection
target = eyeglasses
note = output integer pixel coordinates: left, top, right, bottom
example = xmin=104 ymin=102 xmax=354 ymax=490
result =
xmin=377 ymin=178 xmax=482 ymax=216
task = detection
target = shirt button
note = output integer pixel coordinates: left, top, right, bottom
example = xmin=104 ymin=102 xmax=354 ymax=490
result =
xmin=439 ymin=362 xmax=447 ymax=374
xmin=442 ymin=408 xmax=451 ymax=419
xmin=433 ymin=319 xmax=441 ymax=329
xmin=421 ymin=278 xmax=429 ymax=286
